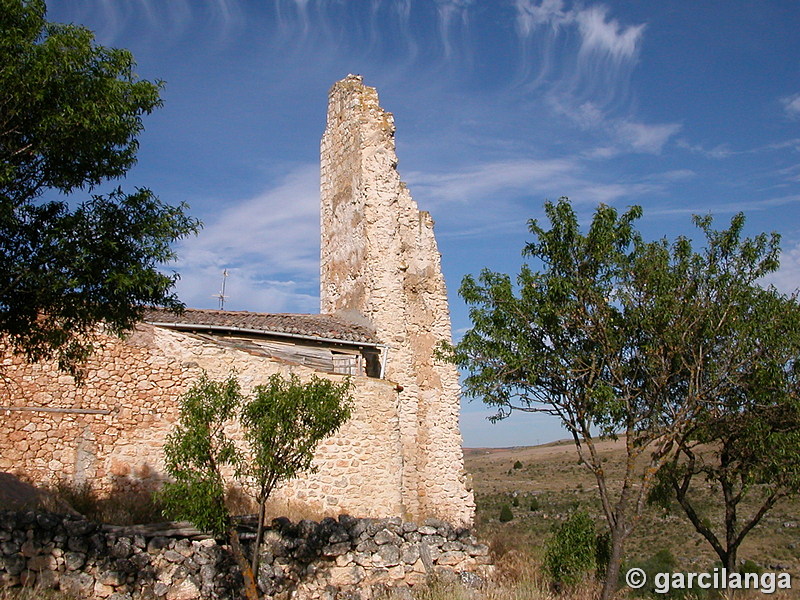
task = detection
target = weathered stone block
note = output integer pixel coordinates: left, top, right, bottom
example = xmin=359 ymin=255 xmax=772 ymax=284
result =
xmin=373 ymin=544 xmax=400 ymax=567
xmin=166 ymin=576 xmax=201 ymax=600
xmin=374 ymin=528 xmax=402 ymax=546
xmin=322 ymin=541 xmax=350 ymax=557
xmin=26 ymin=553 xmax=56 ymax=571
xmin=436 ymin=551 xmax=464 ymax=566
xmin=329 ymin=564 xmax=366 ymax=586
xmin=399 ymin=543 xmax=420 ymax=565
xmin=59 ymin=571 xmax=95 ymax=596
xmin=111 ymin=538 xmax=133 ymax=558
xmin=163 ymin=549 xmax=184 ymax=563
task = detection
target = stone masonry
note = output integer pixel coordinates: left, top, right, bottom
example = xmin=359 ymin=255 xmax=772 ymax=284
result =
xmin=1 ymin=324 xmax=407 ymax=519
xmin=321 ymin=75 xmax=474 ymax=524
xmin=0 ymin=75 xmax=474 ymax=526
xmin=0 ymin=510 xmax=492 ymax=599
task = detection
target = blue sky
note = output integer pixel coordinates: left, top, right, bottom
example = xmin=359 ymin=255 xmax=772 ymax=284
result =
xmin=46 ymin=0 xmax=800 ymax=447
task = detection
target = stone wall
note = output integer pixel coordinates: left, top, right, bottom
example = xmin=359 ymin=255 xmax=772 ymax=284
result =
xmin=0 ymin=324 xmax=406 ymax=520
xmin=0 ymin=510 xmax=492 ymax=600
xmin=320 ymin=75 xmax=475 ymax=525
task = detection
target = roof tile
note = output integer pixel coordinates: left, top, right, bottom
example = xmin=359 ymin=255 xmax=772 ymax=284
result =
xmin=143 ymin=307 xmax=379 ymax=345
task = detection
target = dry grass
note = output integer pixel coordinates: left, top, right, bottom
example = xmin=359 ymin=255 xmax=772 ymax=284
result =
xmin=465 ymin=440 xmax=800 ymax=582
xmin=0 ymin=587 xmax=77 ymax=600
xmin=45 ymin=480 xmax=167 ymax=525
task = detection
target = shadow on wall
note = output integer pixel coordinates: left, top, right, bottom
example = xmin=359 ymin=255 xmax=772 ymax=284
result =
xmin=6 ymin=467 xmax=169 ymax=526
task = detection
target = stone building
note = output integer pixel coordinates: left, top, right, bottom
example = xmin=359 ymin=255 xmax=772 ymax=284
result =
xmin=0 ymin=75 xmax=475 ymax=526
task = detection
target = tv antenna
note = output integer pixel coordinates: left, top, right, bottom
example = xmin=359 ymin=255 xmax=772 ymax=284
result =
xmin=213 ymin=269 xmax=229 ymax=310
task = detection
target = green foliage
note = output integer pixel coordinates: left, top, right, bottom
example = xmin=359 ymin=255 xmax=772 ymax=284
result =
xmin=0 ymin=0 xmax=199 ymax=377
xmin=529 ymin=496 xmax=540 ymax=511
xmin=595 ymin=530 xmax=611 ymax=578
xmin=543 ymin=510 xmax=599 ymax=587
xmin=161 ymin=372 xmax=353 ymax=589
xmin=240 ymin=373 xmax=353 ymax=504
xmin=160 ymin=375 xmax=243 ymax=536
xmin=739 ymin=559 xmax=763 ymax=575
xmin=647 ymin=216 xmax=800 ymax=570
xmin=513 ymin=460 xmax=523 ymax=470
xmin=627 ymin=549 xmax=680 ymax=598
xmin=498 ymin=504 xmax=514 ymax=522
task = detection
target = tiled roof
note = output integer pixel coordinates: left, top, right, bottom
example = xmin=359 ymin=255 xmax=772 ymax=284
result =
xmin=143 ymin=307 xmax=380 ymax=346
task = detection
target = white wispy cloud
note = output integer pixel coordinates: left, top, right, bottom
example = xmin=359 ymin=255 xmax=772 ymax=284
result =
xmin=575 ymin=5 xmax=645 ymax=63
xmin=777 ymin=164 xmax=800 ymax=183
xmin=782 ymin=93 xmax=800 ymax=120
xmin=514 ymin=0 xmax=571 ymax=36
xmin=171 ymin=164 xmax=321 ymax=313
xmin=513 ymin=1 xmax=645 ymax=102
xmin=550 ymin=98 xmax=681 ymax=155
xmin=647 ymin=194 xmax=800 ymax=218
xmin=762 ymin=240 xmax=800 ymax=295
xmin=406 ymin=158 xmax=576 ymax=204
xmin=80 ymin=0 xmax=242 ymax=46
xmin=676 ymin=137 xmax=800 ymax=161
xmin=404 ymin=156 xmax=669 ymax=242
xmin=434 ymin=0 xmax=474 ymax=59
xmin=615 ymin=120 xmax=682 ymax=154
xmin=676 ymin=139 xmax=734 ymax=159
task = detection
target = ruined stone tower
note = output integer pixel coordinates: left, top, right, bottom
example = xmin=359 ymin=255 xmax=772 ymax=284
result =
xmin=320 ymin=75 xmax=474 ymax=523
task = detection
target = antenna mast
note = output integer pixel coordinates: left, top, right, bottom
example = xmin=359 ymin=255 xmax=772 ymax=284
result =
xmin=213 ymin=269 xmax=229 ymax=310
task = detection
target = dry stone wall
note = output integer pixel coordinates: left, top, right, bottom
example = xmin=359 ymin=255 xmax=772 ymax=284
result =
xmin=320 ymin=75 xmax=474 ymax=525
xmin=0 ymin=324 xmax=405 ymax=519
xmin=0 ymin=510 xmax=492 ymax=600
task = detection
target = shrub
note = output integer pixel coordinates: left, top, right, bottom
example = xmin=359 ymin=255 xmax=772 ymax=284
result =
xmin=511 ymin=495 xmax=520 ymax=507
xmin=624 ymin=548 xmax=709 ymax=599
xmin=543 ymin=510 xmax=598 ymax=588
xmin=49 ymin=480 xmax=166 ymax=525
xmin=513 ymin=460 xmax=523 ymax=470
xmin=529 ymin=496 xmax=540 ymax=511
xmin=740 ymin=559 xmax=763 ymax=575
xmin=499 ymin=504 xmax=514 ymax=522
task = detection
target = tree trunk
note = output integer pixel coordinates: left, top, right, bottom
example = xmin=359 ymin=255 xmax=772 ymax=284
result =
xmin=228 ymin=527 xmax=260 ymax=600
xmin=600 ymin=526 xmax=626 ymax=600
xmin=723 ymin=549 xmax=736 ymax=573
xmin=251 ymin=496 xmax=267 ymax=576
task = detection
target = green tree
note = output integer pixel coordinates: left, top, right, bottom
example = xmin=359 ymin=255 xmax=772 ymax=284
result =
xmin=649 ymin=272 xmax=800 ymax=571
xmin=240 ymin=373 xmax=353 ymax=576
xmin=1 ymin=0 xmax=198 ymax=377
xmin=161 ymin=373 xmax=353 ymax=600
xmin=544 ymin=510 xmax=602 ymax=589
xmin=159 ymin=375 xmax=258 ymax=598
xmin=446 ymin=198 xmax=792 ymax=600
xmin=499 ymin=503 xmax=514 ymax=522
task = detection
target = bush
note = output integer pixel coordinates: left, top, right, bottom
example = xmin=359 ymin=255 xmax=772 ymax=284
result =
xmin=625 ymin=548 xmax=704 ymax=598
xmin=49 ymin=480 xmax=166 ymax=525
xmin=740 ymin=559 xmax=763 ymax=575
xmin=529 ymin=496 xmax=540 ymax=511
xmin=543 ymin=510 xmax=599 ymax=588
xmin=499 ymin=504 xmax=514 ymax=522
xmin=513 ymin=460 xmax=523 ymax=469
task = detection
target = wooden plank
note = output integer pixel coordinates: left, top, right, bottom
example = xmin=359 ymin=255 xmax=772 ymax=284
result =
xmin=0 ymin=406 xmax=111 ymax=415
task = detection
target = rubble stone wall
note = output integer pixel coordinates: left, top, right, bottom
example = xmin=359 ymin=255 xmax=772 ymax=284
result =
xmin=0 ymin=511 xmax=492 ymax=600
xmin=320 ymin=75 xmax=475 ymax=525
xmin=0 ymin=324 xmax=405 ymax=520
